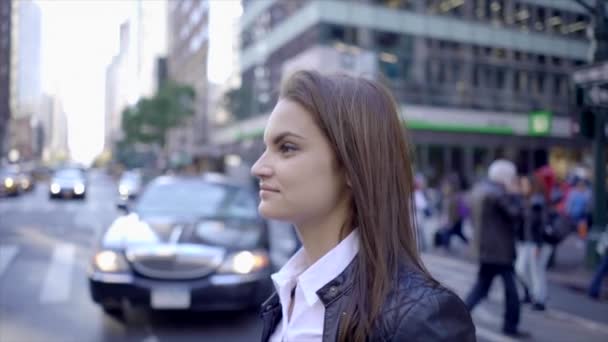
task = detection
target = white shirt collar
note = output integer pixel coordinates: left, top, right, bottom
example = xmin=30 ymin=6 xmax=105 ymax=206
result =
xmin=271 ymin=229 xmax=360 ymax=307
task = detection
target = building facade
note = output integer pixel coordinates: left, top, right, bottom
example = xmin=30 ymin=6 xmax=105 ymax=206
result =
xmin=6 ymin=0 xmax=42 ymax=162
xmin=213 ymin=0 xmax=592 ymax=185
xmin=105 ymin=22 xmax=132 ymax=152
xmin=166 ymin=0 xmax=211 ymax=167
xmin=0 ymin=0 xmax=12 ymax=158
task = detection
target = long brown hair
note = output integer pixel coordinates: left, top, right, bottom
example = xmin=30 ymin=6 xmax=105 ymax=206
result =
xmin=280 ymin=70 xmax=433 ymax=341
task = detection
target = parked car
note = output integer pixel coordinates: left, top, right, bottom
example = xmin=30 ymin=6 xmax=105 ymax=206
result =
xmin=0 ymin=167 xmax=20 ymax=196
xmin=49 ymin=168 xmax=87 ymax=199
xmin=118 ymin=170 xmax=142 ymax=200
xmin=88 ymin=174 xmax=272 ymax=317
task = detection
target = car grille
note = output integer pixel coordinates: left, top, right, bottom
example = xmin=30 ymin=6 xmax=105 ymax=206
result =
xmin=127 ymin=244 xmax=225 ymax=280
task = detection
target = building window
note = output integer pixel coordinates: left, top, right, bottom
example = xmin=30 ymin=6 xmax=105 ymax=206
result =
xmin=551 ymin=56 xmax=561 ymax=66
xmin=496 ymin=68 xmax=505 ymax=89
xmin=518 ymin=71 xmax=528 ymax=92
xmin=536 ymin=73 xmax=545 ymax=94
xmin=537 ymin=55 xmax=546 ymax=65
xmin=375 ymin=31 xmax=400 ymax=50
xmin=514 ymin=51 xmax=522 ymax=61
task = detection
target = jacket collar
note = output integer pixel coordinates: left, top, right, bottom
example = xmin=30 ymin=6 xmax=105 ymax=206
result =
xmin=261 ymin=255 xmax=359 ymax=315
xmin=316 ymin=256 xmax=358 ymax=305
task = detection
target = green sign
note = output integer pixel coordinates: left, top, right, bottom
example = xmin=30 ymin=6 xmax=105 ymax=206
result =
xmin=528 ymin=110 xmax=552 ymax=136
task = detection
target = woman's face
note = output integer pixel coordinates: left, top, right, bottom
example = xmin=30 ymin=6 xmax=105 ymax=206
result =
xmin=251 ymin=99 xmax=350 ymax=223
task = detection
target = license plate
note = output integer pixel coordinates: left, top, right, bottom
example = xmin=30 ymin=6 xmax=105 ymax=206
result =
xmin=151 ymin=287 xmax=190 ymax=309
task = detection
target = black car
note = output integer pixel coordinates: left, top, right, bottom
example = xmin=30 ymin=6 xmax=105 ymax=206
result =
xmin=0 ymin=167 xmax=20 ymax=196
xmin=88 ymin=175 xmax=273 ymax=316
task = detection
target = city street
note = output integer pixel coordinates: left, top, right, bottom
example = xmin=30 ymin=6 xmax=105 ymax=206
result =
xmin=0 ymin=170 xmax=607 ymax=342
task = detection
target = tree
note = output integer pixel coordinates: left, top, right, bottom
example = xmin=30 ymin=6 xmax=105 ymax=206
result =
xmin=121 ymin=82 xmax=195 ymax=148
xmin=222 ymin=85 xmax=254 ymax=121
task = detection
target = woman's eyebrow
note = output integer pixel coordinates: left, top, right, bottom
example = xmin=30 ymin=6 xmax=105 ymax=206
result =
xmin=272 ymin=131 xmax=305 ymax=145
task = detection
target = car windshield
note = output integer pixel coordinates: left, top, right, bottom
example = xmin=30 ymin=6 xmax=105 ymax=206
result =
xmin=54 ymin=169 xmax=83 ymax=180
xmin=0 ymin=169 xmax=17 ymax=177
xmin=134 ymin=179 xmax=259 ymax=220
xmin=120 ymin=172 xmax=141 ymax=184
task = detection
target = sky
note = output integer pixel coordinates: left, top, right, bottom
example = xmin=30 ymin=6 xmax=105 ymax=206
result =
xmin=37 ymin=0 xmax=240 ymax=166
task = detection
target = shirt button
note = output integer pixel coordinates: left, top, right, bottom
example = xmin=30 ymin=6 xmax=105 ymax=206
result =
xmin=328 ymin=286 xmax=338 ymax=296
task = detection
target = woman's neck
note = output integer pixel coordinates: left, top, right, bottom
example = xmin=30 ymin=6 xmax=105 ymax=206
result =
xmin=295 ymin=198 xmax=352 ymax=266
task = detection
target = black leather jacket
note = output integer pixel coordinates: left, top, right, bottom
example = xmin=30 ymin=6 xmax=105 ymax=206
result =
xmin=260 ymin=258 xmax=476 ymax=341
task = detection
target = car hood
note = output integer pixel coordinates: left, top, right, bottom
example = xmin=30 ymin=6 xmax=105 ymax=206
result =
xmin=100 ymin=213 xmax=264 ymax=252
xmin=51 ymin=178 xmax=84 ymax=187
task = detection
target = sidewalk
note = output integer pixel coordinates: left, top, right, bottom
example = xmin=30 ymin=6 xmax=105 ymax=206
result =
xmin=547 ymin=235 xmax=608 ymax=300
xmin=433 ymin=234 xmax=608 ymax=326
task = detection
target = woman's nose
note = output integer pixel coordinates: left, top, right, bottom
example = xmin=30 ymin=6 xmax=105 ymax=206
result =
xmin=251 ymin=152 xmax=272 ymax=178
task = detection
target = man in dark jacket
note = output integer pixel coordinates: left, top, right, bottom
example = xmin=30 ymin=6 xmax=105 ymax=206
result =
xmin=465 ymin=159 xmax=528 ymax=338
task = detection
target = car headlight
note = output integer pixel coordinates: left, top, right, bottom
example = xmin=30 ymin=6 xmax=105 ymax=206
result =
xmin=4 ymin=177 xmax=14 ymax=188
xmin=74 ymin=183 xmax=85 ymax=194
xmin=218 ymin=250 xmax=269 ymax=274
xmin=119 ymin=184 xmax=129 ymax=196
xmin=93 ymin=250 xmax=130 ymax=273
xmin=50 ymin=183 xmax=61 ymax=193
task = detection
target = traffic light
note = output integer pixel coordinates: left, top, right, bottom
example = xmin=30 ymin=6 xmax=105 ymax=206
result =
xmin=573 ymin=85 xmax=595 ymax=139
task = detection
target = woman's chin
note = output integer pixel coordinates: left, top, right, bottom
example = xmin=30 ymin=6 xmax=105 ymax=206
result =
xmin=258 ymin=203 xmax=289 ymax=221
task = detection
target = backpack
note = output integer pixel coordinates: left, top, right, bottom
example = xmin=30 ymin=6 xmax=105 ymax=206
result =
xmin=542 ymin=211 xmax=575 ymax=245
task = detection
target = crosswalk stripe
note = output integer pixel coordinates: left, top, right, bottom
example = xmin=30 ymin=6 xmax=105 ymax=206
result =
xmin=40 ymin=244 xmax=75 ymax=303
xmin=0 ymin=245 xmax=19 ymax=277
xmin=476 ymin=326 xmax=518 ymax=342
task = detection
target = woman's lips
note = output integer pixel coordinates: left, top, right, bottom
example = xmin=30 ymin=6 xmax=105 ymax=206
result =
xmin=260 ymin=185 xmax=279 ymax=192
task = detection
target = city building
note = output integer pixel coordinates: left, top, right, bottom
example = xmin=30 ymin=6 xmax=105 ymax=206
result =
xmin=105 ymin=0 xmax=167 ymax=157
xmin=38 ymin=93 xmax=69 ymax=164
xmin=6 ymin=0 xmax=42 ymax=161
xmin=105 ymin=22 xmax=132 ymax=152
xmin=214 ymin=0 xmax=592 ymax=185
xmin=0 ymin=0 xmax=12 ymax=158
xmin=166 ymin=0 xmax=210 ymax=167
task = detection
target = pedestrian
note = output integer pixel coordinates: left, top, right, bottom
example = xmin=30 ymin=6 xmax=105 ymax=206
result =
xmin=414 ymin=173 xmax=432 ymax=251
xmin=439 ymin=173 xmax=469 ymax=251
xmin=565 ymin=177 xmax=592 ymax=238
xmin=515 ymin=174 xmax=551 ymax=311
xmin=464 ymin=159 xmax=528 ymax=338
xmin=252 ymin=70 xmax=475 ymax=342
xmin=588 ymin=229 xmax=608 ymax=300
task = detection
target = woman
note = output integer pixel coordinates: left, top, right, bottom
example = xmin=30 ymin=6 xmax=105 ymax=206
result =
xmin=251 ymin=70 xmax=475 ymax=341
xmin=515 ymin=174 xmax=550 ymax=311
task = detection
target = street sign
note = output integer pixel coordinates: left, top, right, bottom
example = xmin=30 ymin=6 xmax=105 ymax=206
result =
xmin=572 ymin=61 xmax=608 ymax=85
xmin=587 ymin=84 xmax=608 ymax=108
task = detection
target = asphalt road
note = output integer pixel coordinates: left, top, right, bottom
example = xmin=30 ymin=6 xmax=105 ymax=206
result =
xmin=1 ymin=169 xmax=606 ymax=342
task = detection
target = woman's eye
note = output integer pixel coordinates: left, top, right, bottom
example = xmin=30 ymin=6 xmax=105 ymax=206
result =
xmin=279 ymin=143 xmax=297 ymax=154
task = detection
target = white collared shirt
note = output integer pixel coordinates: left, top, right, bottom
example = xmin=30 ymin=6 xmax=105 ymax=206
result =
xmin=269 ymin=229 xmax=360 ymax=342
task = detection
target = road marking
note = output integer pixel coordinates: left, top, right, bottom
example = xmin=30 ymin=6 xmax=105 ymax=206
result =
xmin=0 ymin=245 xmax=19 ymax=277
xmin=40 ymin=243 xmax=75 ymax=303
xmin=476 ymin=326 xmax=518 ymax=342
xmin=545 ymin=308 xmax=608 ymax=335
xmin=142 ymin=336 xmax=159 ymax=342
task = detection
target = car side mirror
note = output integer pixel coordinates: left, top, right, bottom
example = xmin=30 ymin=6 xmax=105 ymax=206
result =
xmin=116 ymin=201 xmax=130 ymax=213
